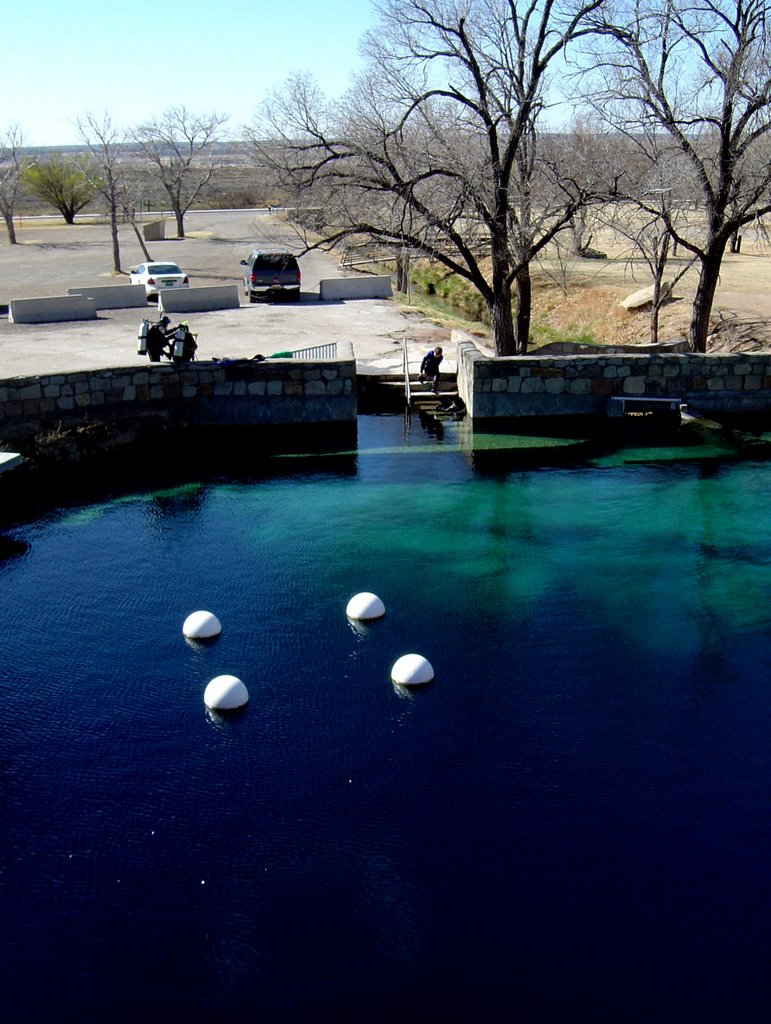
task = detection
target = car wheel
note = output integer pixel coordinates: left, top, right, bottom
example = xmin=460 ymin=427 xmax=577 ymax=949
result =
xmin=248 ymin=291 xmax=257 ymax=303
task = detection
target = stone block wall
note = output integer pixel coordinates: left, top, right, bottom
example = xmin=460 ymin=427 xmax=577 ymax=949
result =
xmin=0 ymin=343 xmax=357 ymax=430
xmin=454 ymin=333 xmax=771 ymax=419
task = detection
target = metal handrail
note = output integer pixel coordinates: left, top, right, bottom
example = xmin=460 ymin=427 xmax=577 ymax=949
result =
xmin=403 ymin=337 xmax=412 ymax=407
xmin=289 ymin=342 xmax=338 ymax=360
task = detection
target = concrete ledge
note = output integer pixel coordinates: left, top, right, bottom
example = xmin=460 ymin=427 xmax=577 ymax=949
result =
xmin=0 ymin=451 xmax=23 ymax=474
xmin=159 ymin=285 xmax=240 ymax=313
xmin=607 ymin=396 xmax=683 ymax=417
xmin=9 ymin=295 xmax=98 ymax=324
xmin=536 ymin=338 xmax=690 ymax=355
xmin=68 ymin=284 xmax=148 ymax=309
xmin=319 ymin=276 xmax=393 ymax=301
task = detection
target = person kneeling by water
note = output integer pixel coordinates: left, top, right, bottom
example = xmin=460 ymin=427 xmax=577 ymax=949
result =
xmin=420 ymin=345 xmax=443 ymax=393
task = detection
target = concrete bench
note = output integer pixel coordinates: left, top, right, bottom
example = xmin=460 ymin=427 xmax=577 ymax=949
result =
xmin=9 ymin=295 xmax=97 ymax=324
xmin=159 ymin=285 xmax=240 ymax=314
xmin=68 ymin=284 xmax=148 ymax=309
xmin=607 ymin=396 xmax=684 ymax=418
xmin=319 ymin=276 xmax=393 ymax=301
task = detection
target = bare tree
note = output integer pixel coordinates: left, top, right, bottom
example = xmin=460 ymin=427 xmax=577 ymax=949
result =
xmin=611 ymin=191 xmax=696 ymax=343
xmin=132 ymin=106 xmax=229 ymax=238
xmin=250 ymin=0 xmax=606 ymax=355
xmin=0 ymin=125 xmax=27 ymax=244
xmin=583 ymin=119 xmax=698 ymax=343
xmin=589 ymin=0 xmax=771 ymax=352
xmin=76 ymin=113 xmax=127 ymax=273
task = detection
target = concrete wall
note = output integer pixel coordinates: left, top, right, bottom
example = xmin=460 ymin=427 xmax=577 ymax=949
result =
xmin=0 ymin=342 xmax=357 ymax=429
xmin=9 ymin=295 xmax=98 ymax=324
xmin=454 ymin=331 xmax=771 ymax=419
xmin=143 ymin=220 xmax=166 ymax=241
xmin=319 ymin=276 xmax=393 ymax=301
xmin=159 ymin=285 xmax=240 ymax=314
xmin=67 ymin=284 xmax=148 ymax=309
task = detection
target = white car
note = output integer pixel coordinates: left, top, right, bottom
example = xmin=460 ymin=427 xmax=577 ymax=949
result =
xmin=129 ymin=261 xmax=189 ymax=299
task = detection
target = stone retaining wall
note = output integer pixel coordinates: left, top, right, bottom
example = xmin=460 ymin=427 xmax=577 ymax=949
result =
xmin=0 ymin=342 xmax=357 ymax=430
xmin=454 ymin=331 xmax=771 ymax=418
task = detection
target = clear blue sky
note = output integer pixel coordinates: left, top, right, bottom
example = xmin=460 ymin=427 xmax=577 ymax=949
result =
xmin=3 ymin=0 xmax=378 ymax=146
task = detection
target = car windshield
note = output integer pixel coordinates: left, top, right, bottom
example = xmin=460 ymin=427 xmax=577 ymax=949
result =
xmin=148 ymin=264 xmax=182 ymax=274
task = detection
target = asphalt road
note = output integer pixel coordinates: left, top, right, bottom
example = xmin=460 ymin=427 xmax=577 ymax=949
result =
xmin=0 ymin=209 xmax=455 ymax=378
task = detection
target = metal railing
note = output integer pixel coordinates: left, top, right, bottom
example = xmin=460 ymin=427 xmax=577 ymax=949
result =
xmin=403 ymin=337 xmax=412 ymax=407
xmin=289 ymin=342 xmax=338 ymax=360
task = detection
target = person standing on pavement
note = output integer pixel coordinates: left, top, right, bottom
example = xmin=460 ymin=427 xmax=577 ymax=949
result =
xmin=420 ymin=345 xmax=443 ymax=393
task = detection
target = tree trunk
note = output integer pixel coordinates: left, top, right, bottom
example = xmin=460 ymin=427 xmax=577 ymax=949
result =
xmin=650 ymin=270 xmax=664 ymax=346
xmin=514 ymin=267 xmax=532 ymax=354
xmin=689 ymin=248 xmax=725 ymax=353
xmin=109 ymin=202 xmax=121 ymax=273
xmin=395 ymin=250 xmax=410 ymax=293
xmin=3 ymin=210 xmax=17 ymax=244
xmin=173 ymin=204 xmax=185 ymax=239
xmin=131 ymin=219 xmax=153 ymax=262
xmin=649 ymin=300 xmax=660 ymax=346
xmin=490 ymin=278 xmax=516 ymax=356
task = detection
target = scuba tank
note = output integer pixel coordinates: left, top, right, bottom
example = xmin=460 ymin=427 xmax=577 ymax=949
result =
xmin=137 ymin=319 xmax=149 ymax=355
xmin=172 ymin=325 xmax=186 ymax=360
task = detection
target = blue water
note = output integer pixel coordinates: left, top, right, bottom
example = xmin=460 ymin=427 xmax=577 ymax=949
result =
xmin=1 ymin=415 xmax=771 ymax=1022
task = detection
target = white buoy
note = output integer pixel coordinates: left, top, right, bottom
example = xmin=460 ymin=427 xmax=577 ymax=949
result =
xmin=390 ymin=654 xmax=434 ymax=686
xmin=346 ymin=592 xmax=386 ymax=621
xmin=183 ymin=610 xmax=222 ymax=639
xmin=204 ymin=674 xmax=249 ymax=710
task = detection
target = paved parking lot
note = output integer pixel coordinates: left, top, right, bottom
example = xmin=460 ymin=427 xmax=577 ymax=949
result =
xmin=0 ymin=210 xmax=455 ymax=378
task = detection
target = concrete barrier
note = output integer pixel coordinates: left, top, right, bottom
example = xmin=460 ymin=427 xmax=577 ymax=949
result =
xmin=67 ymin=284 xmax=148 ymax=309
xmin=143 ymin=220 xmax=167 ymax=241
xmin=159 ymin=285 xmax=240 ymax=314
xmin=319 ymin=276 xmax=393 ymax=301
xmin=9 ymin=295 xmax=97 ymax=324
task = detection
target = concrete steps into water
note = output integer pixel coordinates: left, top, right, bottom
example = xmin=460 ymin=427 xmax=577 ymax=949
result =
xmin=375 ymin=371 xmax=460 ymax=413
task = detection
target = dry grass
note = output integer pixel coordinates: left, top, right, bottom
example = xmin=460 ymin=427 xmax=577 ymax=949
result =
xmin=523 ymin=232 xmax=771 ymax=351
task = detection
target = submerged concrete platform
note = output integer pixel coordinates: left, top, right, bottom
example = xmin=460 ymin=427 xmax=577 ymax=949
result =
xmin=0 ymin=451 xmax=22 ymax=474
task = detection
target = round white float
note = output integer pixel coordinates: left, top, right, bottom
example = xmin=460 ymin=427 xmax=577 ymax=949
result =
xmin=204 ymin=674 xmax=249 ymax=710
xmin=183 ymin=610 xmax=222 ymax=639
xmin=346 ymin=592 xmax=386 ymax=621
xmin=390 ymin=654 xmax=434 ymax=686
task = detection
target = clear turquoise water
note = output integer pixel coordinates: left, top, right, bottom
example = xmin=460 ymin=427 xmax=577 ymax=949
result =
xmin=1 ymin=414 xmax=770 ymax=1022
